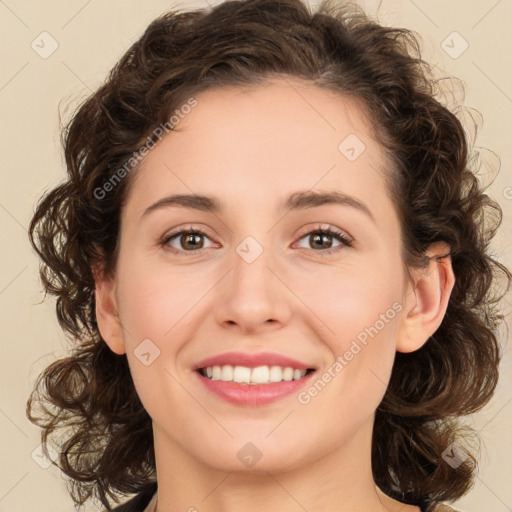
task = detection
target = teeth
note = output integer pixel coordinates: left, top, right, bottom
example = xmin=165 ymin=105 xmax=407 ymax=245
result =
xmin=222 ymin=365 xmax=234 ymax=381
xmin=201 ymin=365 xmax=309 ymax=384
xmin=212 ymin=366 xmax=222 ymax=380
xmin=282 ymin=367 xmax=294 ymax=381
xmin=269 ymin=365 xmax=283 ymax=382
xmin=251 ymin=365 xmax=269 ymax=383
xmin=233 ymin=365 xmax=251 ymax=383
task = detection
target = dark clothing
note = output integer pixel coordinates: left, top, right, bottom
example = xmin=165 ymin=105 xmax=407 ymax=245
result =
xmin=111 ymin=482 xmax=157 ymax=511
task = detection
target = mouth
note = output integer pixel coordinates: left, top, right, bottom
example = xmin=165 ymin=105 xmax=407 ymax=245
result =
xmin=197 ymin=365 xmax=316 ymax=385
xmin=194 ymin=365 xmax=317 ymax=406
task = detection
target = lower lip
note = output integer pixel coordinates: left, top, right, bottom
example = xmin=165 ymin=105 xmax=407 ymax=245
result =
xmin=195 ymin=370 xmax=316 ymax=406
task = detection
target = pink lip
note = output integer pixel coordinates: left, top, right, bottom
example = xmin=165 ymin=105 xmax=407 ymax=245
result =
xmin=192 ymin=351 xmax=314 ymax=371
xmin=194 ymin=369 xmax=317 ymax=406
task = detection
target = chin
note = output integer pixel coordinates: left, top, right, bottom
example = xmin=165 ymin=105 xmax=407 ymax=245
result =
xmin=193 ymin=436 xmax=309 ymax=474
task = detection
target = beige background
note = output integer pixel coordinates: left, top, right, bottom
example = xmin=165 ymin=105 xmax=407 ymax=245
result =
xmin=1 ymin=0 xmax=511 ymax=511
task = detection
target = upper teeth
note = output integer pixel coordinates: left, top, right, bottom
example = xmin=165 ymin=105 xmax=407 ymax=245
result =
xmin=201 ymin=365 xmax=308 ymax=384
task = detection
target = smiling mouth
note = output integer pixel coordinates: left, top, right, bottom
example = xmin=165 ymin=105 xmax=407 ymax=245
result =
xmin=197 ymin=365 xmax=316 ymax=385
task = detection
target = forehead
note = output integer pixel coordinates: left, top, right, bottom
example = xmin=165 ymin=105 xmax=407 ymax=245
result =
xmin=171 ymin=78 xmax=376 ymax=151
xmin=124 ymin=78 xmax=395 ymax=226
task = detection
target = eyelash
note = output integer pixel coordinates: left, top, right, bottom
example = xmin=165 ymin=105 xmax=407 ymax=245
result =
xmin=160 ymin=225 xmax=353 ymax=256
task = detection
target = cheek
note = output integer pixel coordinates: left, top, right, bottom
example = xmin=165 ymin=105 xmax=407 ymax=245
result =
xmin=296 ymin=262 xmax=402 ymax=346
xmin=296 ymin=267 xmax=401 ymax=405
xmin=116 ymin=256 xmax=212 ymax=342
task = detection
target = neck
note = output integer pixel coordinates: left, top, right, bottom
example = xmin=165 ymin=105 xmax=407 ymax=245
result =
xmin=150 ymin=417 xmax=419 ymax=512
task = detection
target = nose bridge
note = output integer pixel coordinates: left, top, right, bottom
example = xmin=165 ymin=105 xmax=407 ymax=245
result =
xmin=214 ymin=233 xmax=291 ymax=330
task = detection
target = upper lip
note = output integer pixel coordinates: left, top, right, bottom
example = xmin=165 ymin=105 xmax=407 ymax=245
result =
xmin=193 ymin=351 xmax=316 ymax=371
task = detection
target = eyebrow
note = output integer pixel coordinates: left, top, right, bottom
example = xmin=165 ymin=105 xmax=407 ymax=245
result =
xmin=141 ymin=190 xmax=375 ymax=223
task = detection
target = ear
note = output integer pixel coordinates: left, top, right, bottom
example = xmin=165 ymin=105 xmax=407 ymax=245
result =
xmin=92 ymin=263 xmax=126 ymax=355
xmin=396 ymin=241 xmax=455 ymax=353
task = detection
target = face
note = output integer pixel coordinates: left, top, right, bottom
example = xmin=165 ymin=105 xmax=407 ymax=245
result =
xmin=108 ymin=79 xmax=414 ymax=473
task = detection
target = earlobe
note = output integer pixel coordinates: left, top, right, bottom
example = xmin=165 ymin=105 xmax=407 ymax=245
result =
xmin=396 ymin=242 xmax=455 ymax=353
xmin=92 ymin=264 xmax=126 ymax=355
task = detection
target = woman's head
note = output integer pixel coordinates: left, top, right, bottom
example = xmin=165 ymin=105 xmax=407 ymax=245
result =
xmin=27 ymin=0 xmax=511 ymax=510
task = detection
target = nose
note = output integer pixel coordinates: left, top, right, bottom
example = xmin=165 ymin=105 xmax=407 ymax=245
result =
xmin=214 ymin=241 xmax=293 ymax=334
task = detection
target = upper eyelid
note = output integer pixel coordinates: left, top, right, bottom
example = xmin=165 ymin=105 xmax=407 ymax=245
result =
xmin=163 ymin=225 xmax=351 ymax=239
xmin=299 ymin=224 xmax=352 ymax=240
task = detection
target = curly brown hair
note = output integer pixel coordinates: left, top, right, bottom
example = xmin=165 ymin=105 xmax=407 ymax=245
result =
xmin=27 ymin=0 xmax=511 ymax=510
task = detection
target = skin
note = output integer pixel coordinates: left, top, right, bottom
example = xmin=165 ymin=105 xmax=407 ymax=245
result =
xmin=94 ymin=78 xmax=455 ymax=512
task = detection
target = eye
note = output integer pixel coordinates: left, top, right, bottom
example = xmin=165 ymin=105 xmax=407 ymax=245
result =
xmin=160 ymin=224 xmax=353 ymax=256
xmin=294 ymin=225 xmax=353 ymax=254
xmin=160 ymin=226 xmax=216 ymax=255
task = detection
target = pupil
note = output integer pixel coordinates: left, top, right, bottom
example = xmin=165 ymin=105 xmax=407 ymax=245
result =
xmin=312 ymin=233 xmax=331 ymax=249
xmin=183 ymin=233 xmax=202 ymax=249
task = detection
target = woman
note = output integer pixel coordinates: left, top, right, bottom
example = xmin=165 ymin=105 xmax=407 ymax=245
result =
xmin=27 ymin=0 xmax=511 ymax=511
